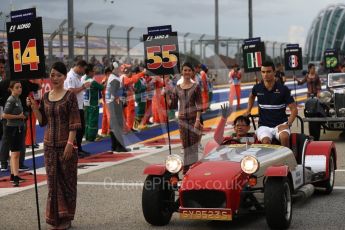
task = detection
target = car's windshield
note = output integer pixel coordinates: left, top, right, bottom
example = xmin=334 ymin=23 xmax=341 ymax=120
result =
xmin=202 ymin=144 xmax=285 ymax=163
xmin=328 ymin=73 xmax=345 ymax=88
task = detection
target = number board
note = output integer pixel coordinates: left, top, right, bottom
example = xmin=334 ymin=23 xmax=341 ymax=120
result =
xmin=143 ymin=32 xmax=180 ymax=76
xmin=242 ymin=41 xmax=265 ymax=73
xmin=284 ymin=45 xmax=303 ymax=71
xmin=324 ymin=49 xmax=338 ymax=70
xmin=6 ymin=17 xmax=45 ymax=80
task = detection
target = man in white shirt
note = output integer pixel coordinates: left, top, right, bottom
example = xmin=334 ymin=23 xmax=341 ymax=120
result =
xmin=64 ymin=60 xmax=91 ymax=157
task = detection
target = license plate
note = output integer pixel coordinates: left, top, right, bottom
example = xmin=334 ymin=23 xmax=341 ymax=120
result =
xmin=179 ymin=208 xmax=232 ymax=221
xmin=329 ymin=122 xmax=345 ymax=129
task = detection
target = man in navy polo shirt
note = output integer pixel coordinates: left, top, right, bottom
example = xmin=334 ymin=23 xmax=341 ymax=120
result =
xmin=244 ymin=61 xmax=298 ymax=147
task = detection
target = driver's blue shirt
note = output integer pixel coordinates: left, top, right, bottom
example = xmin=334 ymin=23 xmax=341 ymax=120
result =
xmin=252 ymin=81 xmax=294 ymax=128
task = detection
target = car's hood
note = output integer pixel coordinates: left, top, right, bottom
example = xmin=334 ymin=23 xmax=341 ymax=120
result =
xmin=180 ymin=144 xmax=298 ymax=191
xmin=180 ymin=161 xmax=246 ymax=191
xmin=202 ymin=144 xmax=297 ymax=170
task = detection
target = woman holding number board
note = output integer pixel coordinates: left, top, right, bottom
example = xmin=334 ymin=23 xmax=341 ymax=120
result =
xmin=170 ymin=62 xmax=202 ymax=174
xmin=27 ymin=62 xmax=81 ymax=230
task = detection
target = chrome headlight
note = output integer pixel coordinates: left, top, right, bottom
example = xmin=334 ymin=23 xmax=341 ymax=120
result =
xmin=319 ymin=91 xmax=332 ymax=104
xmin=329 ymin=108 xmax=336 ymax=116
xmin=240 ymin=155 xmax=259 ymax=174
xmin=165 ymin=154 xmax=183 ymax=174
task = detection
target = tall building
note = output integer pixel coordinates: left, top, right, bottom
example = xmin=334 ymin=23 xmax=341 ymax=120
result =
xmin=305 ymin=4 xmax=345 ymax=62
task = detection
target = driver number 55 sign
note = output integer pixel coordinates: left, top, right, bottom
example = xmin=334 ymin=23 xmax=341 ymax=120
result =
xmin=143 ymin=31 xmax=180 ymax=76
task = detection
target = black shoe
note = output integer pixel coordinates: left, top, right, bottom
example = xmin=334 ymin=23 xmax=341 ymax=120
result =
xmin=17 ymin=176 xmax=26 ymax=182
xmin=115 ymin=147 xmax=131 ymax=152
xmin=1 ymin=162 xmax=9 ymax=172
xmin=19 ymin=165 xmax=30 ymax=171
xmin=12 ymin=176 xmax=22 ymax=187
xmin=12 ymin=180 xmax=19 ymax=187
xmin=11 ymin=175 xmax=25 ymax=182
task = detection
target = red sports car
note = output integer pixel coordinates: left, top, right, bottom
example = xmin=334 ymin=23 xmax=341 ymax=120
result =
xmin=141 ymin=116 xmax=336 ymax=229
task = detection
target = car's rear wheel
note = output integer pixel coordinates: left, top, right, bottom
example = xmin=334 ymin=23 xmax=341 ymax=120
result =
xmin=264 ymin=177 xmax=292 ymax=229
xmin=318 ymin=153 xmax=335 ymax=195
xmin=142 ymin=175 xmax=174 ymax=226
xmin=308 ymin=122 xmax=321 ymax=141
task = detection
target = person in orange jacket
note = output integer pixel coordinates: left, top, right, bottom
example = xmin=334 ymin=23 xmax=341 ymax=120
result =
xmin=122 ymin=65 xmax=146 ymax=132
xmin=101 ymin=67 xmax=112 ymax=137
xmin=152 ymin=75 xmax=168 ymax=124
xmin=228 ymin=63 xmax=242 ymax=110
xmin=25 ymin=79 xmax=43 ymax=148
xmin=140 ymin=75 xmax=155 ymax=128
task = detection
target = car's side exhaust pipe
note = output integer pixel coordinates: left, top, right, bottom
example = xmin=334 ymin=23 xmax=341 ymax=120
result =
xmin=292 ymin=184 xmax=315 ymax=202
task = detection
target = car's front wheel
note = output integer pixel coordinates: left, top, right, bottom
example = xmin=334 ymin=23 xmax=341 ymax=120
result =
xmin=142 ymin=175 xmax=175 ymax=226
xmin=264 ymin=177 xmax=292 ymax=229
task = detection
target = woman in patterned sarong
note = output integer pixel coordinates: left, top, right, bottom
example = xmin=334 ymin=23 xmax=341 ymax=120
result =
xmin=171 ymin=62 xmax=202 ymax=174
xmin=28 ymin=62 xmax=81 ymax=230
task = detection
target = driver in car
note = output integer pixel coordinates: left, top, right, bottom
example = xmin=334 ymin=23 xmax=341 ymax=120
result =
xmin=244 ymin=61 xmax=298 ymax=148
xmin=214 ymin=103 xmax=258 ymax=145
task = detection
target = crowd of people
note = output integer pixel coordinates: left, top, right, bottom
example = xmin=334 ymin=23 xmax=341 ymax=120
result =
xmin=0 ymin=58 xmax=216 ymax=173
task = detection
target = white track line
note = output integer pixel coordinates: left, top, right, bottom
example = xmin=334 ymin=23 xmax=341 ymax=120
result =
xmin=78 ymin=181 xmax=144 ymax=187
xmin=334 ymin=186 xmax=345 ymax=190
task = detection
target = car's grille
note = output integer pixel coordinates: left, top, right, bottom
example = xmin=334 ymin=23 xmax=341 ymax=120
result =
xmin=182 ymin=190 xmax=226 ymax=208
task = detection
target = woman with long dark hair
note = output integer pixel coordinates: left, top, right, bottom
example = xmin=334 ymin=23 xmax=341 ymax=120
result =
xmin=294 ymin=63 xmax=321 ymax=98
xmin=27 ymin=62 xmax=81 ymax=229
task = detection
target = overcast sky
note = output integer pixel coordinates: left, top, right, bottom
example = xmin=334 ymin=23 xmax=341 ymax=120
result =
xmin=2 ymin=0 xmax=345 ymax=47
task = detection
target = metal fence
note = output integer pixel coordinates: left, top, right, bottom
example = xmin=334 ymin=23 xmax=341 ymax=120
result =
xmin=0 ymin=16 xmax=288 ymax=75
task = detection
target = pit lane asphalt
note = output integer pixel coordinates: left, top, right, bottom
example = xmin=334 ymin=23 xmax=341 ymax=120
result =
xmin=1 ymin=116 xmax=345 ymax=230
